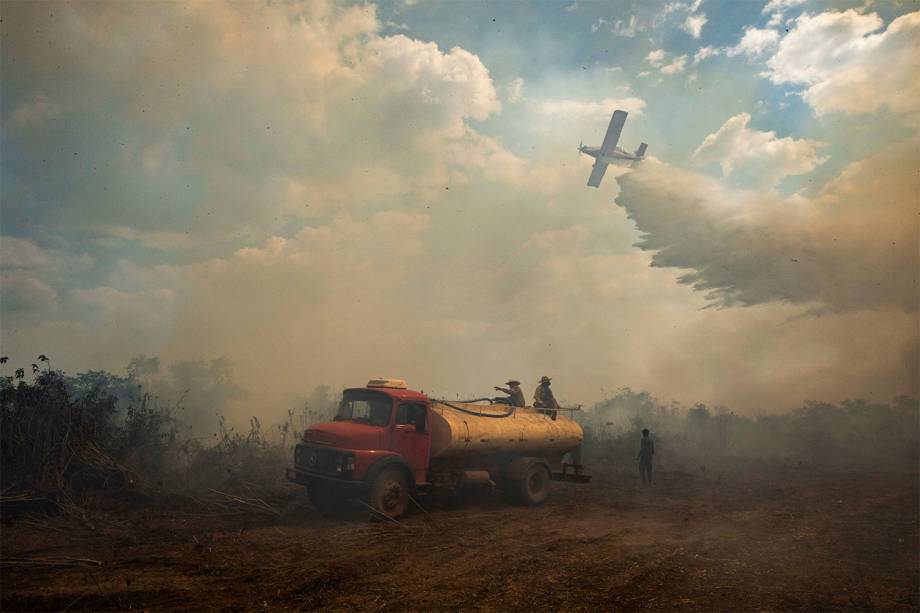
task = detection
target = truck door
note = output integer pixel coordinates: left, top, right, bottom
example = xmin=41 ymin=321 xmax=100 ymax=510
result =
xmin=392 ymin=402 xmax=431 ymax=484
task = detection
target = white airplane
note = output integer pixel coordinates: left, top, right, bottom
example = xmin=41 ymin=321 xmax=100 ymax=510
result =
xmin=579 ymin=110 xmax=648 ymax=187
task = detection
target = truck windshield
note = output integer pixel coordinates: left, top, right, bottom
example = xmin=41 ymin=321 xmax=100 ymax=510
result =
xmin=336 ymin=390 xmax=391 ymax=427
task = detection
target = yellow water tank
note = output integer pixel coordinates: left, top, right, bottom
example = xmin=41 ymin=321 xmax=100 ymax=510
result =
xmin=428 ymin=401 xmax=583 ymax=459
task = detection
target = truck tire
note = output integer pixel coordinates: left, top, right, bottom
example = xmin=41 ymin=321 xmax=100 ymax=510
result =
xmin=517 ymin=463 xmax=552 ymax=505
xmin=366 ymin=467 xmax=409 ymax=519
xmin=308 ymin=481 xmax=343 ymax=517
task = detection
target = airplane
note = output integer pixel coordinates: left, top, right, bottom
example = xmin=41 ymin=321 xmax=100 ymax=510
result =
xmin=579 ymin=110 xmax=648 ymax=188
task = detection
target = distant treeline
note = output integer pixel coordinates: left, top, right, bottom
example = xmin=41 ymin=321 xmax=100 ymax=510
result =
xmin=578 ymin=388 xmax=919 ymax=471
xmin=2 ymin=358 xmax=916 ymax=505
xmin=0 ymin=359 xmax=298 ymax=507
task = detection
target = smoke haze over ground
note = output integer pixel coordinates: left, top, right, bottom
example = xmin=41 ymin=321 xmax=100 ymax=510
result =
xmin=1 ymin=1 xmax=917 ymax=424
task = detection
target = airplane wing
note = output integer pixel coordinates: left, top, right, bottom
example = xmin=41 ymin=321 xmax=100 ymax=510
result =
xmin=600 ymin=110 xmax=627 ymax=156
xmin=586 ymin=160 xmax=608 ymax=188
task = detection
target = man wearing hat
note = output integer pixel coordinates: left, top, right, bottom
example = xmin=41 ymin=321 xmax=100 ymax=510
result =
xmin=533 ymin=376 xmax=560 ymax=411
xmin=494 ymin=379 xmax=525 ymax=407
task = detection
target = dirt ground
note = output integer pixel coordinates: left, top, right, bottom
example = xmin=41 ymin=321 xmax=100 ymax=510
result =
xmin=2 ymin=467 xmax=917 ymax=612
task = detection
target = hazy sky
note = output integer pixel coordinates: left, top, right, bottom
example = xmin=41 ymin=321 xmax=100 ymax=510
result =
xmin=1 ymin=0 xmax=917 ymax=419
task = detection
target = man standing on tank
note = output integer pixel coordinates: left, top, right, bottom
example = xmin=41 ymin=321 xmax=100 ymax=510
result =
xmin=638 ymin=428 xmax=654 ymax=485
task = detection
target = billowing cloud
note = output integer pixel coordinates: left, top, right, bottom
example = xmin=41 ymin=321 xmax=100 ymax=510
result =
xmin=766 ymin=10 xmax=920 ymax=124
xmin=1 ymin=0 xmax=916 ymax=419
xmin=0 ymin=1 xmax=501 ymax=239
xmin=660 ymin=54 xmax=688 ymax=75
xmin=613 ymin=15 xmax=639 ymax=37
xmin=1 ymin=237 xmax=52 ymax=269
xmin=0 ymin=236 xmax=94 ymax=274
xmin=727 ymin=27 xmax=779 ymax=58
xmin=692 ymin=45 xmax=719 ymax=65
xmin=762 ymin=0 xmax=805 ymax=14
xmin=0 ymin=274 xmax=59 ymax=322
xmin=539 ymin=97 xmax=646 ymax=120
xmin=645 ymin=49 xmax=667 ymax=67
xmin=681 ymin=13 xmax=707 ymax=38
xmin=645 ymin=49 xmax=687 ymax=75
xmin=617 ymin=139 xmax=919 ymax=312
xmin=506 ymin=77 xmax=524 ymax=104
xmin=11 ymin=93 xmax=61 ymax=127
xmin=692 ymin=113 xmax=828 ymax=186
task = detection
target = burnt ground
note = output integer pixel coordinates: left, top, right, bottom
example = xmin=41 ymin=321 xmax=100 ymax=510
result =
xmin=1 ymin=467 xmax=917 ymax=612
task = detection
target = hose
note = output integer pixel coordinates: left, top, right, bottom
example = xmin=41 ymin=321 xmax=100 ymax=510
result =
xmin=433 ymin=399 xmax=516 ymax=418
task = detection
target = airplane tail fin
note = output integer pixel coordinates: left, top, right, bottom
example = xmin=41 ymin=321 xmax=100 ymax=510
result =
xmin=635 ymin=143 xmax=648 ymax=158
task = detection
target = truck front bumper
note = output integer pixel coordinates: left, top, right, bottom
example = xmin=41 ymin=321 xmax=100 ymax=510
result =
xmin=285 ymin=467 xmax=364 ymax=496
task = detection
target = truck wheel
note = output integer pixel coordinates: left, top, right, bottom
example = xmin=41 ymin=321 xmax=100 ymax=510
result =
xmin=366 ymin=467 xmax=409 ymax=519
xmin=518 ymin=464 xmax=552 ymax=505
xmin=308 ymin=481 xmax=343 ymax=517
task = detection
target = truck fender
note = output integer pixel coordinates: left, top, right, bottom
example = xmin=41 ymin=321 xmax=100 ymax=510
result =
xmin=501 ymin=456 xmax=551 ymax=481
xmin=362 ymin=456 xmax=415 ymax=494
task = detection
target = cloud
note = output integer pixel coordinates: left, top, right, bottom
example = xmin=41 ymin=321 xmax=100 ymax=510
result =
xmin=613 ymin=15 xmax=639 ymax=37
xmin=506 ymin=77 xmax=524 ymax=104
xmin=616 ymin=139 xmax=919 ymax=312
xmin=727 ymin=27 xmax=780 ymax=58
xmin=1 ymin=0 xmax=915 ymax=418
xmin=766 ymin=10 xmax=920 ymax=124
xmin=692 ymin=112 xmax=828 ymax=186
xmin=766 ymin=12 xmax=784 ymax=27
xmin=0 ymin=1 xmax=502 ymax=240
xmin=692 ymin=45 xmax=720 ymax=64
xmin=660 ymin=54 xmax=688 ymax=75
xmin=92 ymin=226 xmax=195 ymax=251
xmin=11 ymin=92 xmax=62 ymax=126
xmin=0 ymin=273 xmax=59 ymax=320
xmin=762 ymin=0 xmax=805 ymax=14
xmin=0 ymin=236 xmax=94 ymax=274
xmin=681 ymin=13 xmax=707 ymax=38
xmin=1 ymin=237 xmax=52 ymax=269
xmin=539 ymin=97 xmax=646 ymax=119
xmin=646 ymin=49 xmax=667 ymax=67
xmin=645 ymin=49 xmax=687 ymax=75
xmin=363 ymin=34 xmax=501 ymax=125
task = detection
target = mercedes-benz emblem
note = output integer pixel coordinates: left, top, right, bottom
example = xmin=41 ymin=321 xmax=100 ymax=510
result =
xmin=308 ymin=452 xmax=317 ymax=467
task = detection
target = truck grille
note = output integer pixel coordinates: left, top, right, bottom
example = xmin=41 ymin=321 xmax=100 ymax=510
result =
xmin=295 ymin=444 xmax=338 ymax=474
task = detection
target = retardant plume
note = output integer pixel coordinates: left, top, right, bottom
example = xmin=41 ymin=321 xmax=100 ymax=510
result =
xmin=615 ymin=139 xmax=920 ymax=312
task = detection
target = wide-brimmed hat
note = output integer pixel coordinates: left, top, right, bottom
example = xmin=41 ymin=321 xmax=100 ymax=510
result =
xmin=506 ymin=379 xmax=521 ymax=386
xmin=539 ymin=376 xmax=552 ymax=384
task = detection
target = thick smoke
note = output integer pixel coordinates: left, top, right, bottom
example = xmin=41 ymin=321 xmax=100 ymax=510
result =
xmin=615 ymin=140 xmax=919 ymax=312
xmin=2 ymin=1 xmax=917 ymax=420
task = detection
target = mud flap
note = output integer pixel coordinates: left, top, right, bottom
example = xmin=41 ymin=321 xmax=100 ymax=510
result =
xmin=553 ymin=463 xmax=591 ymax=483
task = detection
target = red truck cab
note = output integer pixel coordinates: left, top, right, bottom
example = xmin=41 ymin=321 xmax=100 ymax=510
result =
xmin=286 ymin=379 xmax=431 ymax=517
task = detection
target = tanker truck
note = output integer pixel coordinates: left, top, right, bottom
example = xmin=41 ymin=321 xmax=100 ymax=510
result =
xmin=286 ymin=378 xmax=590 ymax=518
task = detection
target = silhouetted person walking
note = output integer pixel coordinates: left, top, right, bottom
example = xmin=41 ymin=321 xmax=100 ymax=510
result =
xmin=638 ymin=428 xmax=654 ymax=485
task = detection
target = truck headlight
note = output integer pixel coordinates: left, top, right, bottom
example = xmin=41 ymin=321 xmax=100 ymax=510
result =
xmin=335 ymin=453 xmax=355 ymax=474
